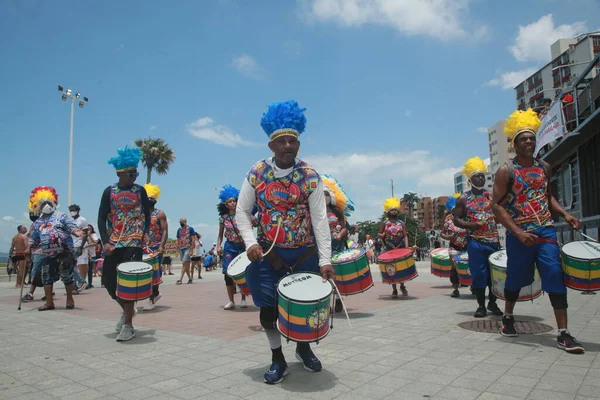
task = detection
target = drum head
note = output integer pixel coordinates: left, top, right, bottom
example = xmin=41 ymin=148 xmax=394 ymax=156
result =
xmin=431 ymin=248 xmax=449 ymax=258
xmin=118 ymin=262 xmax=152 ymax=274
xmin=562 ymin=241 xmax=600 ymax=260
xmin=332 ymin=248 xmax=365 ymax=264
xmin=377 ymin=248 xmax=412 ymax=263
xmin=278 ymin=273 xmax=332 ymax=302
xmin=227 ymin=252 xmax=251 ymax=276
xmin=488 ymin=250 xmax=507 ymax=268
xmin=453 ymin=252 xmax=468 ymax=262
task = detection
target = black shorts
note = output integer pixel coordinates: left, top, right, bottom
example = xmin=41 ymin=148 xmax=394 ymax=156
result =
xmin=224 ymin=274 xmax=234 ymax=287
xmin=162 ymin=256 xmax=172 ymax=265
xmin=102 ymin=247 xmax=143 ymax=303
xmin=11 ymin=254 xmax=25 ymax=262
xmin=191 ymin=256 xmax=202 ymax=262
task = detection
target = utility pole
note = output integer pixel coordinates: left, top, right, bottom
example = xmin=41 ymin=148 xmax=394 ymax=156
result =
xmin=390 ymin=179 xmax=395 ymax=197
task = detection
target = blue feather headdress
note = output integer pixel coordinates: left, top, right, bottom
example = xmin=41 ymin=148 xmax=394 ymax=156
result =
xmin=445 ymin=197 xmax=457 ymax=212
xmin=108 ymin=146 xmax=142 ymax=172
xmin=260 ymin=100 xmax=306 ymax=141
xmin=219 ymin=184 xmax=240 ymax=203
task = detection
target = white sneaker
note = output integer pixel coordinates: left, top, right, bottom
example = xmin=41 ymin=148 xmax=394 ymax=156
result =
xmin=116 ymin=324 xmax=135 ymax=342
xmin=153 ymin=294 xmax=162 ymax=305
xmin=115 ymin=307 xmax=138 ymax=332
xmin=224 ymin=301 xmax=235 ymax=310
xmin=241 ymin=299 xmax=248 ymax=308
xmin=142 ymin=300 xmax=155 ymax=311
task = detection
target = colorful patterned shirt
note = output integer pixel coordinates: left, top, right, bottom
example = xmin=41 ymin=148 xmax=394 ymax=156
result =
xmin=28 ymin=212 xmax=77 ymax=256
xmin=442 ymin=213 xmax=468 ymax=249
xmin=464 ymin=190 xmax=499 ymax=244
xmin=176 ymin=226 xmax=196 ymax=249
xmin=382 ymin=219 xmax=406 ymax=249
xmin=503 ymin=159 xmax=554 ymax=232
xmin=147 ymin=209 xmax=163 ymax=252
xmin=247 ymin=159 xmax=320 ymax=248
xmin=98 ymin=184 xmax=149 ymax=249
xmin=219 ymin=215 xmax=243 ymax=243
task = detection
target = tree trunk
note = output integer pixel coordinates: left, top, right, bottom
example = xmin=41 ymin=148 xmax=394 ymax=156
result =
xmin=146 ymin=168 xmax=152 ymax=184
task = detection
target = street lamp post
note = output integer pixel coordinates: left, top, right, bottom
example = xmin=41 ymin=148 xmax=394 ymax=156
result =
xmin=57 ymin=85 xmax=88 ymax=206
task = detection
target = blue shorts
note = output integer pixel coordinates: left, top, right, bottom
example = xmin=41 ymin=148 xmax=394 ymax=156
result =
xmin=467 ymin=239 xmax=500 ymax=289
xmin=221 ymin=241 xmax=245 ymax=274
xmin=506 ymin=226 xmax=566 ymax=294
xmin=245 ymin=246 xmax=319 ymax=308
xmin=179 ymin=248 xmax=191 ymax=262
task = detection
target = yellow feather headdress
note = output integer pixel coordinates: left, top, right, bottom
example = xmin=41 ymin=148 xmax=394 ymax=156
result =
xmin=28 ymin=186 xmax=58 ymax=214
xmin=144 ymin=183 xmax=161 ymax=200
xmin=453 ymin=192 xmax=461 ymax=198
xmin=504 ymin=108 xmax=541 ymax=146
xmin=462 ymin=156 xmax=487 ymax=179
xmin=383 ymin=197 xmax=401 ymax=212
xmin=322 ymin=174 xmax=354 ymax=217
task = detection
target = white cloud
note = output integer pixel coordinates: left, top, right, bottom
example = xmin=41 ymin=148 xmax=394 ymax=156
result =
xmin=149 ymin=125 xmax=158 ymax=131
xmin=305 ymin=151 xmax=459 ymax=221
xmin=404 ymin=110 xmax=413 ymax=117
xmin=231 ymin=54 xmax=267 ymax=80
xmin=186 ymin=117 xmax=259 ymax=148
xmin=476 ymin=127 xmax=488 ymax=133
xmin=300 ymin=0 xmax=486 ymax=41
xmin=2 ymin=216 xmax=14 ymax=222
xmin=509 ymin=14 xmax=586 ymax=62
xmin=485 ymin=67 xmax=538 ymax=90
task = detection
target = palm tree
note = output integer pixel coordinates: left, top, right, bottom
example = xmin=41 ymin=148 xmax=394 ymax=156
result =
xmin=134 ymin=137 xmax=176 ymax=184
xmin=402 ymin=192 xmax=419 ymax=220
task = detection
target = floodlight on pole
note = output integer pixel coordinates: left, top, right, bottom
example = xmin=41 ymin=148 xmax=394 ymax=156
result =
xmin=57 ymin=85 xmax=89 ymax=206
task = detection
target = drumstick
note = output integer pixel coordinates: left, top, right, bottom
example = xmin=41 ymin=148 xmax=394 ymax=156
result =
xmin=263 ymin=218 xmax=282 ymax=257
xmin=329 ymin=279 xmax=352 ymax=329
xmin=578 ymin=230 xmax=599 ymax=243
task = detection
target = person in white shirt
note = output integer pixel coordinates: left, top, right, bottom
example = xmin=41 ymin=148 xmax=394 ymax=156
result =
xmin=85 ymin=224 xmax=99 ymax=288
xmin=69 ymin=204 xmax=89 ymax=291
xmin=191 ymin=233 xmax=204 ymax=279
xmin=236 ymin=100 xmax=334 ymax=385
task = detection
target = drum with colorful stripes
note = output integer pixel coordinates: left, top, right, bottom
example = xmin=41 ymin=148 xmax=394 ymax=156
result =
xmin=431 ymin=248 xmax=451 ymax=278
xmin=331 ymin=248 xmax=373 ymax=295
xmin=143 ymin=253 xmax=163 ymax=286
xmin=377 ymin=248 xmax=418 ymax=284
xmin=277 ymin=272 xmax=332 ymax=343
xmin=453 ymin=251 xmax=472 ymax=286
xmin=562 ymin=241 xmax=600 ymax=292
xmin=116 ymin=262 xmax=153 ymax=301
xmin=489 ymin=250 xmax=542 ymax=301
xmin=226 ymin=252 xmax=251 ymax=295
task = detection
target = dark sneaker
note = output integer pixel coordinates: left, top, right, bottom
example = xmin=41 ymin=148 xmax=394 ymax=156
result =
xmin=474 ymin=306 xmax=487 ymax=318
xmin=263 ymin=361 xmax=288 ymax=384
xmin=334 ymin=299 xmax=343 ymax=312
xmin=487 ymin=302 xmax=503 ymax=316
xmin=21 ymin=293 xmax=34 ymax=302
xmin=391 ymin=289 xmax=398 ymax=298
xmin=296 ymin=347 xmax=322 ymax=372
xmin=500 ymin=315 xmax=518 ymax=337
xmin=175 ymin=280 xmax=182 ymax=285
xmin=557 ymin=331 xmax=585 ymax=354
xmin=450 ymin=289 xmax=460 ymax=298
xmin=400 ymin=285 xmax=408 ymax=296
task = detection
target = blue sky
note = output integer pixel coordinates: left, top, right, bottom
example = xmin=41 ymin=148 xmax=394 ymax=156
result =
xmin=1 ymin=0 xmax=599 ymax=250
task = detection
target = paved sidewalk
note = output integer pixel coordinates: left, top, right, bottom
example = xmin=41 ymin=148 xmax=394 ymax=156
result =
xmin=0 ymin=261 xmax=599 ymax=400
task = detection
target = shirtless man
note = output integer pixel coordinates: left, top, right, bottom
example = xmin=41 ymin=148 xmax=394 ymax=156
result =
xmin=10 ymin=226 xmax=29 ymax=288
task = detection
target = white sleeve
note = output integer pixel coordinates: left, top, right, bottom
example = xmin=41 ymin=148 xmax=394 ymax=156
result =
xmin=236 ymin=178 xmax=258 ymax=249
xmin=308 ymin=180 xmax=332 ymax=266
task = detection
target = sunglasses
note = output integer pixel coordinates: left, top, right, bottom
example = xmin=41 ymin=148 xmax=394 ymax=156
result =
xmin=127 ymin=171 xmax=139 ymax=178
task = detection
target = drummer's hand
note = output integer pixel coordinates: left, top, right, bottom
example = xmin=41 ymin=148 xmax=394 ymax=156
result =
xmin=104 ymin=243 xmax=115 ymax=256
xmin=247 ymin=244 xmax=263 ymax=262
xmin=217 ymin=246 xmax=223 ymax=255
xmin=320 ymin=264 xmax=335 ymax=281
xmin=158 ymin=245 xmax=165 ymax=255
xmin=564 ymin=214 xmax=580 ymax=230
xmin=516 ymin=231 xmax=537 ymax=247
xmin=142 ymin=234 xmax=151 ymax=246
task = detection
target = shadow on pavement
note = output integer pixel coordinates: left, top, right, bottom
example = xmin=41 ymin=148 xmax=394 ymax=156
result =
xmin=346 ymin=312 xmax=374 ymax=319
xmin=103 ymin=329 xmax=158 ymax=344
xmin=455 ymin=311 xmax=545 ymax=322
xmin=377 ymin=295 xmax=417 ymax=301
xmin=242 ymin=364 xmax=338 ymax=392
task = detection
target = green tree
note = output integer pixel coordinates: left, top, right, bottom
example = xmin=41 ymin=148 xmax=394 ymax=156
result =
xmin=402 ymin=192 xmax=419 ymax=220
xmin=436 ymin=204 xmax=446 ymax=229
xmin=134 ymin=137 xmax=176 ymax=184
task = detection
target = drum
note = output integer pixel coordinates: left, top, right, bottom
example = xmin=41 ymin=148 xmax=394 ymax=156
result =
xmin=376 ymin=248 xmax=418 ymax=284
xmin=431 ymin=248 xmax=451 ymax=278
xmin=331 ymin=248 xmax=373 ymax=295
xmin=143 ymin=253 xmax=163 ymax=286
xmin=453 ymin=252 xmax=472 ymax=286
xmin=562 ymin=241 xmax=600 ymax=292
xmin=277 ymin=272 xmax=333 ymax=343
xmin=226 ymin=252 xmax=251 ymax=296
xmin=489 ymin=250 xmax=542 ymax=301
xmin=116 ymin=262 xmax=153 ymax=301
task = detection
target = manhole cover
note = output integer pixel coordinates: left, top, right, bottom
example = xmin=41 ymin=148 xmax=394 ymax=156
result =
xmin=458 ymin=319 xmax=553 ymax=334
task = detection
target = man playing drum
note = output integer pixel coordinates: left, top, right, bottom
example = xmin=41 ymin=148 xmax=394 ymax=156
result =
xmin=440 ymin=195 xmax=467 ymax=298
xmin=98 ymin=146 xmax=151 ymax=342
xmin=492 ymin=109 xmax=584 ymax=353
xmin=454 ymin=157 xmax=503 ymax=318
xmin=236 ymin=100 xmax=334 ymax=385
xmin=378 ymin=197 xmax=409 ymax=297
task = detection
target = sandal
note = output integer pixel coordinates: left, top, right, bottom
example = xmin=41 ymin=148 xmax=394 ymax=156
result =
xmin=38 ymin=304 xmax=55 ymax=311
xmin=66 ymin=303 xmax=75 ymax=310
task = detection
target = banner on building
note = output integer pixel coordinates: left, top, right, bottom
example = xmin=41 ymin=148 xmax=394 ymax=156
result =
xmin=534 ymin=100 xmax=565 ymax=157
